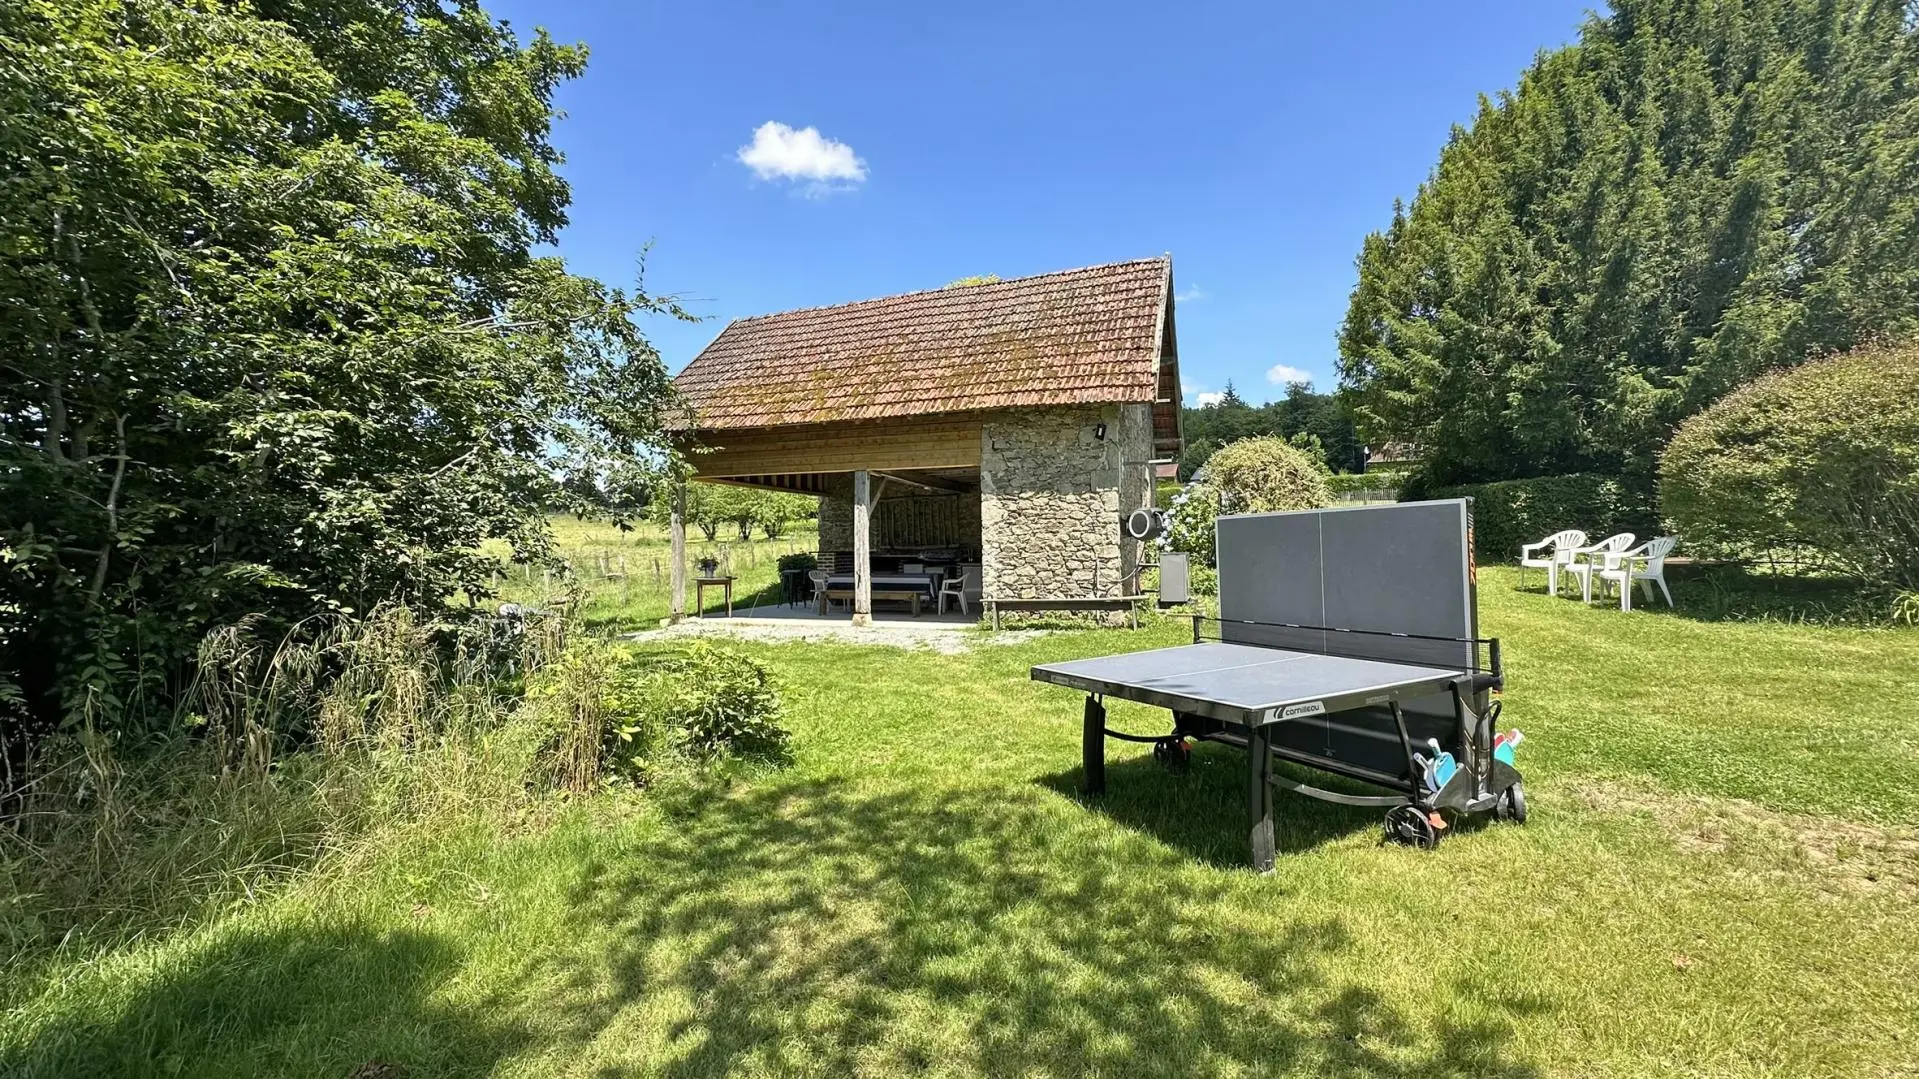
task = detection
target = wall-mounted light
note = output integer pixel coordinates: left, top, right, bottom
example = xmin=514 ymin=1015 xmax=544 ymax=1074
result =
xmin=1094 ymin=423 xmax=1108 ymax=441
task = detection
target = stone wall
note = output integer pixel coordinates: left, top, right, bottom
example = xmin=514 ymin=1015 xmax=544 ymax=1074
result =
xmin=980 ymin=404 xmax=1153 ymax=601
xmin=817 ymin=474 xmax=853 ymax=555
xmin=1114 ymin=402 xmax=1155 ymax=587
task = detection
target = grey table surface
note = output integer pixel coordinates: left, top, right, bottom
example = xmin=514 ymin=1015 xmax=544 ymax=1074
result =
xmin=1031 ymin=642 xmax=1464 ymax=717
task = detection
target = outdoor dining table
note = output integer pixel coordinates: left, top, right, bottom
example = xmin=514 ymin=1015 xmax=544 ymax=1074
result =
xmin=819 ymin=571 xmax=944 ymax=615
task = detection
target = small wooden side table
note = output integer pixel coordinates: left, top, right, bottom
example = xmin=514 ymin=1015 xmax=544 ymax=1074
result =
xmin=694 ymin=576 xmax=735 ymax=618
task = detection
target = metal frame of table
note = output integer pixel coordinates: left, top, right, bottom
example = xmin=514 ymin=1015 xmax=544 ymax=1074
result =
xmin=1031 ymin=619 xmax=1513 ymax=872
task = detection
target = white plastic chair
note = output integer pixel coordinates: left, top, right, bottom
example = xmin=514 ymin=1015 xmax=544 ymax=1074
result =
xmin=1563 ymin=533 xmax=1636 ymax=603
xmin=1597 ymin=536 xmax=1678 ymax=611
xmin=940 ymin=564 xmax=982 ymax=616
xmin=1519 ymin=529 xmax=1587 ymax=595
xmin=807 ymin=569 xmax=833 ymax=610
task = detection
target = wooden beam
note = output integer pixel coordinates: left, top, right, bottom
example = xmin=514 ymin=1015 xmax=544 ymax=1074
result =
xmin=852 ymin=469 xmax=872 ymax=626
xmin=668 ymin=479 xmax=687 ymax=624
xmin=682 ymin=416 xmax=983 ymax=478
xmin=702 ymin=473 xmax=829 ymax=494
xmin=873 ymin=469 xmax=970 ymax=494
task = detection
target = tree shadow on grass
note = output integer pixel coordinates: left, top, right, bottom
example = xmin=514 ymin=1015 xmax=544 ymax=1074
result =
xmin=554 ymin=774 xmax=1544 ymax=1078
xmin=1637 ymin=564 xmax=1894 ymax=626
xmin=3 ymin=922 xmax=530 ymax=1079
xmin=1507 ymin=564 xmax=1892 ymax=626
xmin=1036 ymin=742 xmax=1391 ymax=868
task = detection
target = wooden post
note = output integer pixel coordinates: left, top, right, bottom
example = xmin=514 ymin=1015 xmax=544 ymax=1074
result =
xmin=852 ymin=469 xmax=872 ymax=626
xmin=669 ymin=479 xmax=687 ymax=624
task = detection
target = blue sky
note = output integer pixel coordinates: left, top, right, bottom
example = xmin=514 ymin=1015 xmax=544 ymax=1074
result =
xmin=488 ymin=1 xmax=1596 ymax=405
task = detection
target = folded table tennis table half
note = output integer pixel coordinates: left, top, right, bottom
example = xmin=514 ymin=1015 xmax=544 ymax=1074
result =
xmin=1028 ymin=500 xmax=1528 ymax=873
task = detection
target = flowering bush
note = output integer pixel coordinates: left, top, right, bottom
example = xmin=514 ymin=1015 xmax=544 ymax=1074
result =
xmin=1159 ymin=438 xmax=1332 ymax=567
xmin=1160 ymin=483 xmax=1223 ymax=567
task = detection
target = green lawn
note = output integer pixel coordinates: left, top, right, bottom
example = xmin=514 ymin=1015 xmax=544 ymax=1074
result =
xmin=5 ymin=566 xmax=1918 ymax=1077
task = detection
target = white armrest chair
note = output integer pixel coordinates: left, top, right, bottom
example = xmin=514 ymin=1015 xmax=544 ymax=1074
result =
xmin=1563 ymin=533 xmax=1636 ymax=603
xmin=1519 ymin=529 xmax=1587 ymax=595
xmin=1597 ymin=536 xmax=1678 ymax=611
xmin=807 ymin=569 xmax=832 ymax=609
xmin=940 ymin=564 xmax=982 ymax=616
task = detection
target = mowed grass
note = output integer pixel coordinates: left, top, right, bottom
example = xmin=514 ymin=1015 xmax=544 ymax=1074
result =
xmin=5 ymin=564 xmax=1918 ymax=1077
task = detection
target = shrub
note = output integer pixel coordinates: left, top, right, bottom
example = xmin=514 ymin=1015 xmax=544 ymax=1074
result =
xmin=634 ymin=641 xmax=789 ymax=762
xmin=777 ymin=551 xmax=818 ymax=574
xmin=1160 ymin=482 xmax=1223 ymax=567
xmin=1160 ymin=439 xmax=1334 ymax=567
xmin=1204 ymin=437 xmax=1334 ymax=512
xmin=1428 ymin=473 xmax=1659 ymax=560
xmin=1188 ymin=564 xmax=1219 ymax=596
xmin=1325 ymin=472 xmax=1402 ymax=497
xmin=1661 ymin=342 xmax=1919 ymax=591
xmin=531 ymin=639 xmax=790 ymax=788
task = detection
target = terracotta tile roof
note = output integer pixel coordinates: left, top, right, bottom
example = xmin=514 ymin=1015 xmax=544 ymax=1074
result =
xmin=672 ymin=257 xmax=1175 ymax=431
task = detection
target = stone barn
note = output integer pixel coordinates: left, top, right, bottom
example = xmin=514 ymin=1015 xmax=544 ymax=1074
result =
xmin=666 ymin=257 xmax=1184 ymax=623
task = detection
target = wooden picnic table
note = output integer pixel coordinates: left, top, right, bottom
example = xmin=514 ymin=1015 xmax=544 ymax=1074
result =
xmin=819 ymin=572 xmax=942 ymax=617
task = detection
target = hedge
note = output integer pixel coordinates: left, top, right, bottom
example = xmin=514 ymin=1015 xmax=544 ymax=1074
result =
xmin=1325 ymin=472 xmax=1402 ymax=496
xmin=1661 ymin=341 xmax=1919 ymax=591
xmin=1425 ymin=473 xmax=1659 ymax=560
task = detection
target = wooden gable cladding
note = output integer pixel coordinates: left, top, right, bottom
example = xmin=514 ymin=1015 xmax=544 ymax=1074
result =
xmin=873 ymin=494 xmax=971 ymax=550
xmin=681 ymin=415 xmax=984 ymax=478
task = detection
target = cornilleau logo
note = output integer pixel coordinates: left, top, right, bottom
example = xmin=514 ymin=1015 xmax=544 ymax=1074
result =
xmin=1279 ymin=701 xmax=1326 ymax=720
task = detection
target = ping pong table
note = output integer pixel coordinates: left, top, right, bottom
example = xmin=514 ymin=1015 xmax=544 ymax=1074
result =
xmin=1029 ymin=499 xmax=1527 ymax=872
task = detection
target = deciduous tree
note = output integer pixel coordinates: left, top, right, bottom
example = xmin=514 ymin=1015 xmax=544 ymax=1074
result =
xmin=0 ymin=0 xmax=677 ymax=738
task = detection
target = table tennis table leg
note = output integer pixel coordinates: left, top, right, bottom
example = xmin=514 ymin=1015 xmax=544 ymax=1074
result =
xmin=1082 ymin=695 xmax=1106 ymax=795
xmin=1247 ymin=725 xmax=1276 ymax=873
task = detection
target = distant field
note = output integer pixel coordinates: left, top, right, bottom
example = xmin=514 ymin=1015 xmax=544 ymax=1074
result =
xmin=494 ymin=516 xmax=821 ymax=632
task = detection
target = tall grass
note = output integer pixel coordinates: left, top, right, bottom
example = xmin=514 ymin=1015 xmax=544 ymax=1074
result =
xmin=0 ymin=604 xmax=587 ymax=968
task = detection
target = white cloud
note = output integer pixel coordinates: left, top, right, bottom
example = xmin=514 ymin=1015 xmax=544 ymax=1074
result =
xmin=1183 ymin=380 xmax=1224 ymax=407
xmin=1266 ymin=363 xmax=1313 ymax=387
xmin=737 ymin=122 xmax=867 ymax=192
xmin=1176 ymin=284 xmax=1207 ymax=303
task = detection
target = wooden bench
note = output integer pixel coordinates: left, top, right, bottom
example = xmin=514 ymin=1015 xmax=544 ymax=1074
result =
xmin=985 ymin=595 xmax=1146 ymax=631
xmin=821 ymin=588 xmax=923 ymax=616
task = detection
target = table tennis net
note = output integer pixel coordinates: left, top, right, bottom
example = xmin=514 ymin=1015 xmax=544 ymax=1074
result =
xmin=1196 ymin=616 xmax=1489 ymax=673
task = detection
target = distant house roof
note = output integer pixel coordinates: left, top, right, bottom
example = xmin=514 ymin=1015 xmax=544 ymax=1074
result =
xmin=672 ymin=257 xmax=1182 ymax=449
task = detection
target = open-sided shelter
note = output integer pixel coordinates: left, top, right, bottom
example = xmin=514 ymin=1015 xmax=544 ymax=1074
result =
xmin=666 ymin=257 xmax=1184 ymax=623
